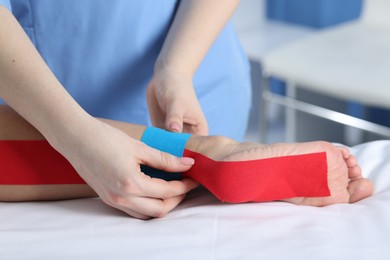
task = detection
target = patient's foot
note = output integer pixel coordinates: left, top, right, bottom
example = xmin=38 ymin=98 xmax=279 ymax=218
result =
xmin=281 ymin=143 xmax=374 ymax=206
xmin=188 ymin=137 xmax=374 ymax=206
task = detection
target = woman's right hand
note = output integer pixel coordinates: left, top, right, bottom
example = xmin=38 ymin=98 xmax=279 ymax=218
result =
xmin=57 ymin=119 xmax=198 ymax=220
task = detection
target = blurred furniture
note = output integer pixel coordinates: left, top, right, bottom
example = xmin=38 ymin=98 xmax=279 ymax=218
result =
xmin=232 ymin=0 xmax=314 ymax=142
xmin=261 ymin=0 xmax=390 ymax=142
xmin=232 ymin=0 xmax=314 ymax=62
xmin=266 ymin=0 xmax=363 ymax=29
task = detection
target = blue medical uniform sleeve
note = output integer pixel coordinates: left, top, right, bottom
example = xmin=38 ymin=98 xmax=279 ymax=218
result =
xmin=0 ymin=0 xmax=12 ymax=11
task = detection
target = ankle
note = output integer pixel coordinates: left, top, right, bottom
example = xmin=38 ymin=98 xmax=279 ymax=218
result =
xmin=185 ymin=135 xmax=238 ymax=159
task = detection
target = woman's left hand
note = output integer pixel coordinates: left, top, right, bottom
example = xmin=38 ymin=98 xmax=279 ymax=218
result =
xmin=147 ymin=68 xmax=208 ymax=135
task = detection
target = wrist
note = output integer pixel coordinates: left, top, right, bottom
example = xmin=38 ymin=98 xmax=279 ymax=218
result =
xmin=154 ymin=57 xmax=194 ymax=80
xmin=46 ymin=111 xmax=96 ymax=155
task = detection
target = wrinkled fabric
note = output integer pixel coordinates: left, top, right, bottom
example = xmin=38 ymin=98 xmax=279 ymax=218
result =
xmin=0 ymin=141 xmax=389 ymax=260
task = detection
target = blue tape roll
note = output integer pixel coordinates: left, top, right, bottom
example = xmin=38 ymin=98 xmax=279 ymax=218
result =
xmin=140 ymin=127 xmax=191 ymax=180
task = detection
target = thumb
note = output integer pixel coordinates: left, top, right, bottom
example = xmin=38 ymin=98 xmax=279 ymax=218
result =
xmin=141 ymin=146 xmax=194 ymax=173
xmin=165 ymin=102 xmax=184 ymax=133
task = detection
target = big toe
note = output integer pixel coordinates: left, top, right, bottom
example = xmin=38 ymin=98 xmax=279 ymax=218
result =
xmin=348 ymin=179 xmax=374 ymax=203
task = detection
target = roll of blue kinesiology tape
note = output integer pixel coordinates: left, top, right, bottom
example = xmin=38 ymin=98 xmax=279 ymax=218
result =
xmin=140 ymin=127 xmax=191 ymax=180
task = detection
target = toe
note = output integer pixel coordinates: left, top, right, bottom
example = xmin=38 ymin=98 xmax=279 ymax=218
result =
xmin=339 ymin=147 xmax=350 ymax=159
xmin=346 ymin=155 xmax=358 ymax=168
xmin=348 ymin=165 xmax=362 ymax=180
xmin=348 ymin=179 xmax=374 ymax=203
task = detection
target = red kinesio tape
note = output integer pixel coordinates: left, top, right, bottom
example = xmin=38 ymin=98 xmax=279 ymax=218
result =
xmin=0 ymin=140 xmax=85 ymax=185
xmin=183 ymin=149 xmax=330 ymax=203
xmin=0 ymin=140 xmax=330 ymax=204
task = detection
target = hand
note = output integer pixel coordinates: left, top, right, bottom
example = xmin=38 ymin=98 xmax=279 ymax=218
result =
xmin=57 ymin=119 xmax=198 ymax=219
xmin=147 ymin=67 xmax=208 ymax=135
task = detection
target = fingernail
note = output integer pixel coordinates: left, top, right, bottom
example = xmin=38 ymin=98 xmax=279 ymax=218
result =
xmin=180 ymin=157 xmax=195 ymax=165
xmin=169 ymin=122 xmax=181 ymax=132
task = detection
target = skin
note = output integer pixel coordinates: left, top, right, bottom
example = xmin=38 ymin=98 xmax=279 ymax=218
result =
xmin=147 ymin=0 xmax=240 ymax=134
xmin=0 ymin=1 xmax=239 ymax=219
xmin=0 ymin=106 xmax=374 ymax=219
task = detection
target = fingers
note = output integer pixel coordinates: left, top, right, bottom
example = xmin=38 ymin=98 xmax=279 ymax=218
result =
xmin=166 ymin=113 xmax=208 ymax=135
xmin=140 ymin=144 xmax=194 ymax=172
xmin=107 ymin=145 xmax=199 ymax=219
xmin=146 ymin=85 xmax=166 ymax=129
xmin=119 ymin=194 xmax=187 ymax=219
xmin=165 ymin=101 xmax=186 ymax=132
xmin=105 ymin=194 xmax=187 ymax=220
xmin=138 ymin=176 xmax=199 ymax=199
xmin=137 ymin=145 xmax=199 ymax=198
xmin=182 ymin=116 xmax=209 ymax=136
xmin=164 ymin=100 xmax=183 ymax=132
xmin=102 ymin=177 xmax=197 ymax=219
xmin=103 ymin=180 xmax=192 ymax=219
xmin=165 ymin=101 xmax=209 ymax=135
xmin=137 ymin=147 xmax=199 ymax=195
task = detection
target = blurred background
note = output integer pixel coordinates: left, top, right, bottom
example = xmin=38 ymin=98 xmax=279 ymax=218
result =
xmin=232 ymin=0 xmax=390 ymax=145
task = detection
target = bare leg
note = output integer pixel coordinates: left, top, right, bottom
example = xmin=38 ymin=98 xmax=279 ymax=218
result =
xmin=0 ymin=104 xmax=151 ymax=201
xmin=0 ymin=105 xmax=98 ymax=201
xmin=0 ymin=105 xmax=374 ymax=204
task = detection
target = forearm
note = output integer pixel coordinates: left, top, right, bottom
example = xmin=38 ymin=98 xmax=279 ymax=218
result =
xmin=156 ymin=0 xmax=240 ymax=76
xmin=0 ymin=7 xmax=91 ymax=150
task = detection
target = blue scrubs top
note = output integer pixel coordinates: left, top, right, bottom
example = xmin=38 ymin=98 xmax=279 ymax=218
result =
xmin=1 ymin=0 xmax=251 ymax=141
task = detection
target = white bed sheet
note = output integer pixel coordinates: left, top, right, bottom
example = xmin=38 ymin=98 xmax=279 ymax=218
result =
xmin=1 ymin=140 xmax=390 ymax=260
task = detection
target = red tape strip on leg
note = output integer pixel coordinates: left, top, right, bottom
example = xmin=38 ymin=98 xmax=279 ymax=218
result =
xmin=183 ymin=149 xmax=330 ymax=203
xmin=0 ymin=140 xmax=85 ymax=185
